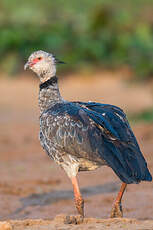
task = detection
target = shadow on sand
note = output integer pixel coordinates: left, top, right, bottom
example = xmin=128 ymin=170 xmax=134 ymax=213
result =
xmin=4 ymin=181 xmax=119 ymax=219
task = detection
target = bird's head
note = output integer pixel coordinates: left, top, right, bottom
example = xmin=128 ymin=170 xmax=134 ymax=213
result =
xmin=24 ymin=50 xmax=64 ymax=83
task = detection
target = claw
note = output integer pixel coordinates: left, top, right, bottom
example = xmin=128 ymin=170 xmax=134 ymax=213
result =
xmin=64 ymin=215 xmax=84 ymax=224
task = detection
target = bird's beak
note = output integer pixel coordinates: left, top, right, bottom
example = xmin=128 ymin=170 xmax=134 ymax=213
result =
xmin=57 ymin=60 xmax=66 ymax=64
xmin=24 ymin=61 xmax=32 ymax=70
xmin=55 ymin=58 xmax=66 ymax=64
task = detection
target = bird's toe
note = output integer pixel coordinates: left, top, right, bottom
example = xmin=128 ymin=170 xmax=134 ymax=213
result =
xmin=64 ymin=215 xmax=84 ymax=224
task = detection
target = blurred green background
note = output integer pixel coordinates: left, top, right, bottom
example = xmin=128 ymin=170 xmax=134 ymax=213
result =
xmin=0 ymin=0 xmax=153 ymax=78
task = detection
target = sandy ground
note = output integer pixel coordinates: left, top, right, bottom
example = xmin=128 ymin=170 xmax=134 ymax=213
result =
xmin=0 ymin=71 xmax=153 ymax=229
xmin=1 ymin=217 xmax=153 ymax=230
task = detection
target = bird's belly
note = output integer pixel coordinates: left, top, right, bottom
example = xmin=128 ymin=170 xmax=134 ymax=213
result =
xmin=78 ymin=157 xmax=103 ymax=171
xmin=39 ymin=130 xmax=106 ymax=177
xmin=59 ymin=153 xmax=105 ymax=178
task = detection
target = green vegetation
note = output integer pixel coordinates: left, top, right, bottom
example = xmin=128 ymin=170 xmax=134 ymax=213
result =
xmin=0 ymin=0 xmax=153 ymax=78
xmin=129 ymin=108 xmax=153 ymax=123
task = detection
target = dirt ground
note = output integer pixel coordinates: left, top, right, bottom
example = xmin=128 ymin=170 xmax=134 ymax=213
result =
xmin=0 ymin=71 xmax=153 ymax=229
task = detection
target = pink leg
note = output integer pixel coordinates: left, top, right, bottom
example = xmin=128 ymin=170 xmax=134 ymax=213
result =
xmin=110 ymin=183 xmax=127 ymax=218
xmin=71 ymin=176 xmax=84 ymax=217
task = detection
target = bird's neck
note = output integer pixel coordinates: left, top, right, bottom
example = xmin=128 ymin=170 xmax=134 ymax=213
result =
xmin=39 ymin=76 xmax=63 ymax=114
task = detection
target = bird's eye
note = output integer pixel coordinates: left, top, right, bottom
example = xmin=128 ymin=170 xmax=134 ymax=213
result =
xmin=38 ymin=57 xmax=42 ymax=60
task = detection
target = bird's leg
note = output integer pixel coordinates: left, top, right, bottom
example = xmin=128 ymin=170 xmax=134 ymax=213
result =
xmin=71 ymin=176 xmax=84 ymax=217
xmin=110 ymin=182 xmax=127 ymax=218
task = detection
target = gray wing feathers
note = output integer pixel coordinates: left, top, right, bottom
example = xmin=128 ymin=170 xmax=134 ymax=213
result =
xmin=40 ymin=110 xmax=104 ymax=164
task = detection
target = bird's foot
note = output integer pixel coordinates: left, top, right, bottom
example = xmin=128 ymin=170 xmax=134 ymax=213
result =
xmin=64 ymin=215 xmax=84 ymax=224
xmin=110 ymin=201 xmax=123 ymax=218
xmin=75 ymin=196 xmax=84 ymax=217
xmin=55 ymin=214 xmax=84 ymax=225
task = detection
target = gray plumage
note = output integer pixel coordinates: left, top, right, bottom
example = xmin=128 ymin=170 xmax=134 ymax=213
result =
xmin=25 ymin=50 xmax=152 ymax=183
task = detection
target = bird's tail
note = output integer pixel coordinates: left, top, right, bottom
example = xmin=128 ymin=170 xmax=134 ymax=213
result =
xmin=102 ymin=139 xmax=152 ymax=184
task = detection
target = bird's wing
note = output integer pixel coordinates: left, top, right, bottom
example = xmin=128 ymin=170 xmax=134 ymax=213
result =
xmin=74 ymin=101 xmax=138 ymax=144
xmin=40 ymin=102 xmax=105 ymax=164
xmin=40 ymin=102 xmax=152 ymax=183
xmin=73 ymin=102 xmax=152 ymax=183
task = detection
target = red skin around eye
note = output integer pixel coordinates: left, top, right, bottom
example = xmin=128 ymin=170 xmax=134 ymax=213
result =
xmin=33 ymin=58 xmax=40 ymax=63
xmin=30 ymin=58 xmax=41 ymax=66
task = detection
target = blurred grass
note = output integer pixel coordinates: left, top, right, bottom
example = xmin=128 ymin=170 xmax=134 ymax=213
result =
xmin=129 ymin=108 xmax=153 ymax=123
xmin=0 ymin=0 xmax=153 ymax=79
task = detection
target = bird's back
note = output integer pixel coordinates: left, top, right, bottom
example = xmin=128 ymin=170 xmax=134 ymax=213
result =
xmin=40 ymin=101 xmax=152 ymax=184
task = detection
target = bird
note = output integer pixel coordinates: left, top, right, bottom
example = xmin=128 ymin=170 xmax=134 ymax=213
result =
xmin=24 ymin=50 xmax=152 ymax=219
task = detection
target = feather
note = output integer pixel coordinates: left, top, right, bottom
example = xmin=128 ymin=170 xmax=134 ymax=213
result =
xmin=40 ymin=101 xmax=152 ymax=183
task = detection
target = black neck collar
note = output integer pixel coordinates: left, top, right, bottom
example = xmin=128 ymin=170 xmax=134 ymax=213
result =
xmin=39 ymin=76 xmax=58 ymax=90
